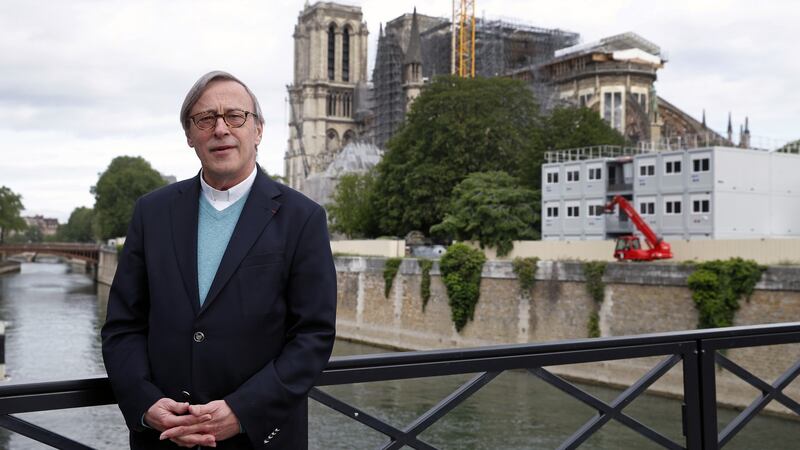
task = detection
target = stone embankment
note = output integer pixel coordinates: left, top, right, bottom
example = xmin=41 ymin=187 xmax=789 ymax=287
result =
xmin=0 ymin=260 xmax=21 ymax=275
xmin=335 ymin=257 xmax=800 ymax=415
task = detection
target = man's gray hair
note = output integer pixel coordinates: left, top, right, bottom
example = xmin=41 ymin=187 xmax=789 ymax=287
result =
xmin=180 ymin=70 xmax=265 ymax=134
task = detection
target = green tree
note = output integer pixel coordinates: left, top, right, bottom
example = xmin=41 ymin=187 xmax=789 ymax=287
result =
xmin=544 ymin=106 xmax=625 ymax=150
xmin=59 ymin=207 xmax=95 ymax=242
xmin=372 ymin=76 xmax=543 ymax=237
xmin=0 ymin=185 xmax=26 ymax=244
xmin=92 ymin=156 xmax=167 ymax=240
xmin=327 ymin=172 xmax=379 ymax=238
xmin=24 ymin=225 xmax=43 ymax=243
xmin=431 ymin=171 xmax=539 ymax=256
xmin=518 ymin=106 xmax=625 ymax=190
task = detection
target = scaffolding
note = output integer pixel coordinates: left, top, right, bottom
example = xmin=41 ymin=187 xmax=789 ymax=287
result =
xmin=369 ymin=12 xmax=580 ymax=148
xmin=372 ymin=26 xmax=406 ymax=149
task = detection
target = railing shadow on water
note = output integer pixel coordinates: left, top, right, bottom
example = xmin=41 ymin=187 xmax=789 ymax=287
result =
xmin=1 ymin=322 xmax=800 ymax=449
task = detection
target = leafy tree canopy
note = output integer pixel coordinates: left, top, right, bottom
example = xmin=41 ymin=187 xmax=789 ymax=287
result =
xmin=92 ymin=156 xmax=166 ymax=240
xmin=517 ymin=106 xmax=625 ymax=191
xmin=327 ymin=172 xmax=379 ymax=239
xmin=431 ymin=171 xmax=539 ymax=256
xmin=545 ymin=106 xmax=626 ymax=150
xmin=373 ymin=76 xmax=543 ymax=237
xmin=0 ymin=185 xmax=26 ymax=244
xmin=59 ymin=207 xmax=95 ymax=242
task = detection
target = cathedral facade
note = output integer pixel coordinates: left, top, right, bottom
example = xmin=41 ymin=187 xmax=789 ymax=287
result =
xmin=285 ymin=2 xmax=369 ymax=191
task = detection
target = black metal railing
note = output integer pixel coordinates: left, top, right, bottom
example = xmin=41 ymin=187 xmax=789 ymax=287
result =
xmin=1 ymin=322 xmax=800 ymax=449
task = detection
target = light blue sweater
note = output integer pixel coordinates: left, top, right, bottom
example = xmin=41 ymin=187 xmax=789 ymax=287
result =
xmin=197 ymin=194 xmax=248 ymax=306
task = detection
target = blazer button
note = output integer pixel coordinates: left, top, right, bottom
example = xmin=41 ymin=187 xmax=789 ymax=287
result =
xmin=181 ymin=390 xmax=191 ymax=401
xmin=193 ymin=331 xmax=205 ymax=343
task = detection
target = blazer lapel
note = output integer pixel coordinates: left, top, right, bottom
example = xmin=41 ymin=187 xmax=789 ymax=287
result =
xmin=199 ymin=169 xmax=282 ymax=314
xmin=171 ymin=175 xmax=201 ymax=316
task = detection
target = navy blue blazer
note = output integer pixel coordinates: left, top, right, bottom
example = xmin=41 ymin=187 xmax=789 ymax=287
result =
xmin=101 ymin=169 xmax=337 ymax=449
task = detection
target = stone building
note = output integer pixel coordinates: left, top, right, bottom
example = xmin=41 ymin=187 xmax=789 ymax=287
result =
xmin=285 ymin=1 xmax=370 ymax=191
xmin=542 ymin=32 xmax=733 ymax=148
xmin=23 ymin=215 xmax=59 ymax=236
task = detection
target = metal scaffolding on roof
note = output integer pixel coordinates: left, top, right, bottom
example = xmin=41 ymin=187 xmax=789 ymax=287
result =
xmin=369 ymin=12 xmax=580 ymax=148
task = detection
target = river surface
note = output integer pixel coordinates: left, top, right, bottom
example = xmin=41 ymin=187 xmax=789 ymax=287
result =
xmin=0 ymin=262 xmax=798 ymax=449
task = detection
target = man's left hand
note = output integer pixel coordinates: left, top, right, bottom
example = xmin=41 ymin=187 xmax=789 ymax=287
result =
xmin=159 ymin=400 xmax=241 ymax=444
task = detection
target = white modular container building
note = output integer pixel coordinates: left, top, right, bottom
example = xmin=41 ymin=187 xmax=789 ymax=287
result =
xmin=541 ymin=146 xmax=800 ymax=241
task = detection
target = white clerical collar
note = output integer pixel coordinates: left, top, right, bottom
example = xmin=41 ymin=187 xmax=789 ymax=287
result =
xmin=199 ymin=165 xmax=257 ymax=211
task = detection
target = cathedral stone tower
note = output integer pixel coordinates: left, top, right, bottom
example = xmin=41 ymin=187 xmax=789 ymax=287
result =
xmin=402 ymin=9 xmax=424 ymax=110
xmin=285 ymin=2 xmax=368 ymax=191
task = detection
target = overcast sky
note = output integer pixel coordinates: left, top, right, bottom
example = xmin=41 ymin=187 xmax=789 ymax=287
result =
xmin=1 ymin=0 xmax=798 ymax=222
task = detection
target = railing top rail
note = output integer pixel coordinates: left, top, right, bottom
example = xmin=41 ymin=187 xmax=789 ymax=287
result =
xmin=2 ymin=322 xmax=800 ymax=398
xmin=327 ymin=322 xmax=800 ymax=370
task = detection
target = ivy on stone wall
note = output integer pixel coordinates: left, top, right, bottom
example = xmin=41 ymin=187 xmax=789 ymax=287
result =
xmin=583 ymin=261 xmax=607 ymax=338
xmin=440 ymin=243 xmax=487 ymax=332
xmin=587 ymin=312 xmax=600 ymax=338
xmin=419 ymin=259 xmax=433 ymax=311
xmin=383 ymin=257 xmax=403 ymax=298
xmin=512 ymin=257 xmax=539 ymax=292
xmin=687 ymin=258 xmax=765 ymax=329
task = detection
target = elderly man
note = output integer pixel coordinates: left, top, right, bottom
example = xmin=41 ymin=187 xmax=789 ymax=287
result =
xmin=101 ymin=71 xmax=336 ymax=449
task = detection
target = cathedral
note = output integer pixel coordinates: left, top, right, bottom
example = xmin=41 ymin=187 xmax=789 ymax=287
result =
xmin=285 ymin=1 xmax=750 ymax=198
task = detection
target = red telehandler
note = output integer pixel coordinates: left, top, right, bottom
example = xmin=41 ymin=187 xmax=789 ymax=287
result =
xmin=604 ymin=195 xmax=673 ymax=261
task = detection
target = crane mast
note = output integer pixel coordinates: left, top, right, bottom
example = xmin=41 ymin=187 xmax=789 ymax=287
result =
xmin=451 ymin=0 xmax=476 ymax=78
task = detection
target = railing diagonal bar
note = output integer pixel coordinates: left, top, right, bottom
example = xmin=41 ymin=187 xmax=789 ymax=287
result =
xmin=717 ymin=356 xmax=800 ymax=448
xmin=532 ymin=364 xmax=683 ymax=450
xmin=382 ymin=371 xmax=501 ymax=450
xmin=0 ymin=414 xmax=94 ymax=450
xmin=309 ymin=387 xmax=437 ymax=450
xmin=554 ymin=354 xmax=681 ymax=450
xmin=715 ymin=353 xmax=800 ymax=415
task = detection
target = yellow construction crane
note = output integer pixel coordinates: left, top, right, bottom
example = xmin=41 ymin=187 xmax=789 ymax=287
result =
xmin=451 ymin=0 xmax=476 ymax=78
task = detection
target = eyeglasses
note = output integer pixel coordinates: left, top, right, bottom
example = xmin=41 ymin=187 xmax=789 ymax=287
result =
xmin=189 ymin=109 xmax=258 ymax=130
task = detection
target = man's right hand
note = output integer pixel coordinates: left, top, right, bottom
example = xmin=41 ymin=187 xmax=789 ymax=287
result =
xmin=144 ymin=398 xmax=215 ymax=448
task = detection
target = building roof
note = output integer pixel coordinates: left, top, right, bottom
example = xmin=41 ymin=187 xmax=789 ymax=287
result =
xmin=553 ymin=32 xmax=663 ymax=62
xmin=303 ymin=142 xmax=384 ymax=205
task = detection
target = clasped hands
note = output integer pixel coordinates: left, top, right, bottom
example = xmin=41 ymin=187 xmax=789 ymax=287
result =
xmin=145 ymin=398 xmax=240 ymax=448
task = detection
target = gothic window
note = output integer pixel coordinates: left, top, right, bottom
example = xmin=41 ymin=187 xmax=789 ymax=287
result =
xmin=326 ymin=129 xmax=339 ymax=152
xmin=343 ymin=130 xmax=355 ymax=146
xmin=326 ymin=92 xmax=334 ymax=116
xmin=342 ymin=27 xmax=350 ymax=82
xmin=603 ymin=91 xmax=624 ymax=131
xmin=328 ymin=23 xmax=336 ymax=81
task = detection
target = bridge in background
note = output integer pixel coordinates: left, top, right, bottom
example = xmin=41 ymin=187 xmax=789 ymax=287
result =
xmin=0 ymin=243 xmax=101 ymax=264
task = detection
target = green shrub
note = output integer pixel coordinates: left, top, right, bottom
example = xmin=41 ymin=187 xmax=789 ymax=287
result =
xmin=587 ymin=312 xmax=600 ymax=338
xmin=583 ymin=261 xmax=607 ymax=304
xmin=419 ymin=259 xmax=433 ymax=311
xmin=687 ymin=258 xmax=765 ymax=329
xmin=583 ymin=261 xmax=607 ymax=338
xmin=440 ymin=243 xmax=487 ymax=331
xmin=512 ymin=257 xmax=539 ymax=292
xmin=383 ymin=257 xmax=403 ymax=298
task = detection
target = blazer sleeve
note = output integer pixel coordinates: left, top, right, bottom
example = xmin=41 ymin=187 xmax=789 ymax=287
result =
xmin=224 ymin=204 xmax=337 ymax=448
xmin=101 ymin=199 xmax=165 ymax=431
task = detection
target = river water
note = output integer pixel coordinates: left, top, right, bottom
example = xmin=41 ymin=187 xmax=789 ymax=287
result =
xmin=0 ymin=262 xmax=798 ymax=449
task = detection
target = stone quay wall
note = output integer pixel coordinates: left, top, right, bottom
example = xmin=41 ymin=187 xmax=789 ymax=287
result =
xmin=335 ymin=257 xmax=800 ymax=415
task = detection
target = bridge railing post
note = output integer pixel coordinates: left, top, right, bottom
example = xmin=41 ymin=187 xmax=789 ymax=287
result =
xmin=682 ymin=341 xmax=703 ymax=449
xmin=698 ymin=341 xmax=720 ymax=450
